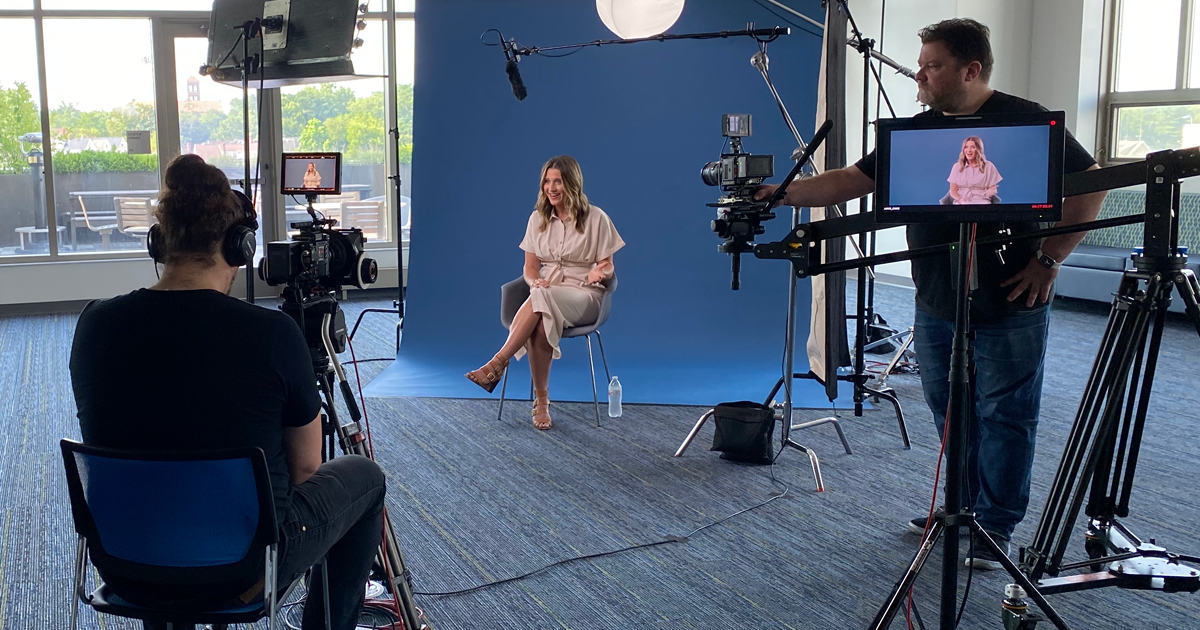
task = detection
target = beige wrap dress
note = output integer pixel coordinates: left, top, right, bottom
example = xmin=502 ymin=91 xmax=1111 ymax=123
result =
xmin=515 ymin=205 xmax=625 ymax=360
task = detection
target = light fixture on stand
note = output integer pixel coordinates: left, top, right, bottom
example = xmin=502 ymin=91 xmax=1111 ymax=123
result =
xmin=596 ymin=0 xmax=685 ymax=39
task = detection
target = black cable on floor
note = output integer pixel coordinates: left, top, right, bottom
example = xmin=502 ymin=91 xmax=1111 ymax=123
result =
xmin=413 ymin=463 xmax=792 ymax=598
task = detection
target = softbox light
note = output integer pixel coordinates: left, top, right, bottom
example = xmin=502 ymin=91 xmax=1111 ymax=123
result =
xmin=596 ymin=0 xmax=686 ymax=39
xmin=206 ymin=0 xmax=373 ymax=88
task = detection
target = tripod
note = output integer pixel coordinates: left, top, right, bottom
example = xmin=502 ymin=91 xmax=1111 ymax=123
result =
xmin=1011 ymin=151 xmax=1200 ymax=626
xmin=285 ymin=288 xmax=428 ymax=630
xmin=866 ymin=223 xmax=1071 ymax=630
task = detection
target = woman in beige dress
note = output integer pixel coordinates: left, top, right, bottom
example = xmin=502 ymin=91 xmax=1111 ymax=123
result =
xmin=302 ymin=162 xmax=322 ymax=189
xmin=466 ymin=155 xmax=625 ymax=429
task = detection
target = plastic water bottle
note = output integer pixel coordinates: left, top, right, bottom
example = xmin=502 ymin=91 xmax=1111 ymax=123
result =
xmin=607 ymin=376 xmax=622 ymax=418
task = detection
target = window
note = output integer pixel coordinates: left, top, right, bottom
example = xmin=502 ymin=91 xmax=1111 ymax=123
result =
xmin=1106 ymin=0 xmax=1200 ymax=160
xmin=0 ymin=18 xmax=48 ymax=257
xmin=279 ymin=17 xmax=411 ymax=247
xmin=45 ymin=19 xmax=159 ymax=254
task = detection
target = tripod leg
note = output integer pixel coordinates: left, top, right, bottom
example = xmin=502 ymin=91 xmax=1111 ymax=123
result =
xmin=965 ymin=524 xmax=1072 ymax=630
xmin=868 ymin=519 xmax=945 ymax=630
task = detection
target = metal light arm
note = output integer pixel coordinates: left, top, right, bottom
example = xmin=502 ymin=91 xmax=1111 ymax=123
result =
xmin=505 ymin=26 xmax=790 ymax=57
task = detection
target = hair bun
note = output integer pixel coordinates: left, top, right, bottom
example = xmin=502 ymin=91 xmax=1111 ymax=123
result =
xmin=164 ymin=154 xmax=228 ymax=193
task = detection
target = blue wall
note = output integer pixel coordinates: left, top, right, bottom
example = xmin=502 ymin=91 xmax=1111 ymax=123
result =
xmin=389 ymin=0 xmax=827 ymax=404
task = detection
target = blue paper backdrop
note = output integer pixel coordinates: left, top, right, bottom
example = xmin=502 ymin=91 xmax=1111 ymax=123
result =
xmin=887 ymin=126 xmax=1051 ymax=206
xmin=365 ymin=0 xmax=844 ymax=406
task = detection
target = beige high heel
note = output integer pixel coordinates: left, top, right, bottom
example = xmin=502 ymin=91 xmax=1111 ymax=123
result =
xmin=465 ymin=354 xmax=508 ymax=393
xmin=532 ymin=389 xmax=552 ymax=430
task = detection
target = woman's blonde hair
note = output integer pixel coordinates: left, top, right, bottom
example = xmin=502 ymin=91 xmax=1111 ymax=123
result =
xmin=535 ymin=155 xmax=589 ymax=233
xmin=957 ymin=136 xmax=987 ymax=173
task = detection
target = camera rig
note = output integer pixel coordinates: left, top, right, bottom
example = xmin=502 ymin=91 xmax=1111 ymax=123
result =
xmin=705 ymin=118 xmax=834 ymax=289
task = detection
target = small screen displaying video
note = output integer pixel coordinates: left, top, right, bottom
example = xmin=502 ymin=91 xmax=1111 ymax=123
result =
xmin=282 ymin=152 xmax=341 ymax=195
xmin=875 ymin=112 xmax=1065 ymax=224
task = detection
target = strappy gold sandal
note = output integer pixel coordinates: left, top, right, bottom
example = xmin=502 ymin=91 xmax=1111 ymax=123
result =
xmin=465 ymin=355 xmax=508 ymax=393
xmin=532 ymin=389 xmax=552 ymax=430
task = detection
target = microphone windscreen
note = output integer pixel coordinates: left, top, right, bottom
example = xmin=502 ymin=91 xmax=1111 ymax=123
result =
xmin=506 ymin=58 xmax=527 ymax=101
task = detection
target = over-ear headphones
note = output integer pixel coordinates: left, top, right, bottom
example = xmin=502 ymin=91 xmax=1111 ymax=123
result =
xmin=148 ymin=189 xmax=259 ymax=267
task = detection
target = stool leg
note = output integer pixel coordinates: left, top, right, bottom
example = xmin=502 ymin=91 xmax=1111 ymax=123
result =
xmin=586 ymin=334 xmax=600 ymax=427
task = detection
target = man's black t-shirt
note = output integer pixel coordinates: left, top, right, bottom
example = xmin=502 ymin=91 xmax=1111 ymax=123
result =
xmin=854 ymin=91 xmax=1097 ymax=323
xmin=70 ymin=289 xmax=322 ymax=521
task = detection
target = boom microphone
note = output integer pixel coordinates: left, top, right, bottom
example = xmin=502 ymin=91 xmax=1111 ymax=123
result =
xmin=506 ymin=57 xmax=527 ymax=101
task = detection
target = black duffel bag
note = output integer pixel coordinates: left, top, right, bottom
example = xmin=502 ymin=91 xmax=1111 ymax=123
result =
xmin=709 ymin=401 xmax=775 ymax=465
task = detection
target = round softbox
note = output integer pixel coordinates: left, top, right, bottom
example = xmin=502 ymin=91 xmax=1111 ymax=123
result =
xmin=596 ymin=0 xmax=685 ymax=39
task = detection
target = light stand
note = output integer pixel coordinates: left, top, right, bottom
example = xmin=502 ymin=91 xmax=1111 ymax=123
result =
xmin=837 ymin=0 xmax=915 ymax=442
xmin=237 ymin=19 xmax=262 ymax=304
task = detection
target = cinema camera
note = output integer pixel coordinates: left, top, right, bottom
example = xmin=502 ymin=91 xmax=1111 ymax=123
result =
xmin=260 ymin=152 xmax=379 ymax=354
xmin=703 ymin=114 xmax=776 ymax=253
xmin=701 ymin=114 xmax=778 ymax=289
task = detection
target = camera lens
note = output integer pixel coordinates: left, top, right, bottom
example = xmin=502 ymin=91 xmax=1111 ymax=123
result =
xmin=700 ymin=161 xmax=722 ymax=187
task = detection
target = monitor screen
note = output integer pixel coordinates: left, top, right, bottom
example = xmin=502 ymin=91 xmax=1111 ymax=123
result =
xmin=874 ymin=111 xmax=1066 ymax=224
xmin=282 ymin=152 xmax=342 ymax=195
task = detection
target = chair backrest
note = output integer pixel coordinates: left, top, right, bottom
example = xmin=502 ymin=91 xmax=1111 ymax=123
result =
xmin=113 ymin=197 xmax=155 ymax=233
xmin=341 ymin=199 xmax=386 ymax=241
xmin=319 ymin=191 xmax=360 ymax=204
xmin=59 ymin=439 xmax=276 ymax=590
xmin=76 ymin=196 xmax=119 ymax=231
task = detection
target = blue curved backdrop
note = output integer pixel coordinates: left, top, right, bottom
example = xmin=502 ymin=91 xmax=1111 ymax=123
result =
xmin=365 ymin=0 xmax=850 ymax=406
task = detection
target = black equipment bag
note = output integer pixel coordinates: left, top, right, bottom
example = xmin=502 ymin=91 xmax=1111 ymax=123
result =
xmin=710 ymin=401 xmax=775 ymax=465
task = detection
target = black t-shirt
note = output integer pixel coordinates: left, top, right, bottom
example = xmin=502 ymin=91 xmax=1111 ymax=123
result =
xmin=70 ymin=289 xmax=322 ymax=522
xmin=854 ymin=91 xmax=1097 ymax=322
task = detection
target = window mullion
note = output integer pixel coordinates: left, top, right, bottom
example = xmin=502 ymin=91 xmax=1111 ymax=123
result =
xmin=1180 ymin=0 xmax=1193 ymax=89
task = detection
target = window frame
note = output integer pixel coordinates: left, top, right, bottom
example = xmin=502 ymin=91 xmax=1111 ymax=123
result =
xmin=1102 ymin=0 xmax=1200 ymax=163
xmin=0 ymin=1 xmax=413 ymax=267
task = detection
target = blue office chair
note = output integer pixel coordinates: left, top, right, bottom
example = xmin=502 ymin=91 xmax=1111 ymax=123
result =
xmin=495 ymin=274 xmax=617 ymax=427
xmin=60 ymin=439 xmax=328 ymax=630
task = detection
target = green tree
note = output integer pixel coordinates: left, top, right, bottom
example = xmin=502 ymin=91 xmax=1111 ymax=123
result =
xmin=180 ymin=109 xmax=228 ymax=146
xmin=0 ymin=82 xmax=41 ymax=174
xmin=213 ymin=96 xmax=256 ymax=142
xmin=298 ymin=118 xmax=328 ymax=151
xmin=281 ymin=83 xmax=357 ymax=137
xmin=1117 ymin=104 xmax=1200 ymax=154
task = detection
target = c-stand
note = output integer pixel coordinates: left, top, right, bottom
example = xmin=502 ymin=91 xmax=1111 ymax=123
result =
xmin=755 ymin=148 xmax=1200 ymax=628
xmin=280 ymin=286 xmax=428 ymax=630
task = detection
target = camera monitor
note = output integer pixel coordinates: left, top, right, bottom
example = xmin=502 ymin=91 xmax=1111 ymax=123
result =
xmin=282 ymin=152 xmax=341 ymax=195
xmin=874 ymin=111 xmax=1066 ymax=224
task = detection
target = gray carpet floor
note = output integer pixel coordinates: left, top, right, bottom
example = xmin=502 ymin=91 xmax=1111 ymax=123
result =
xmin=1 ymin=284 xmax=1198 ymax=629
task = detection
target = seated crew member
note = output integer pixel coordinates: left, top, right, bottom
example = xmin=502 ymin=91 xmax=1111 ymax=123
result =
xmin=70 ymin=154 xmax=385 ymax=630
xmin=465 ymin=155 xmax=625 ymax=430
xmin=755 ymin=19 xmax=1106 ymax=570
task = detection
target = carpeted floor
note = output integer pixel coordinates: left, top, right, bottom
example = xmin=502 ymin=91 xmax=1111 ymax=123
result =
xmin=1 ymin=284 xmax=1198 ymax=629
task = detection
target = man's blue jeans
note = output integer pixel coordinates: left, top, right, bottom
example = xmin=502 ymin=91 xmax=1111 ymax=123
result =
xmin=913 ymin=305 xmax=1051 ymax=541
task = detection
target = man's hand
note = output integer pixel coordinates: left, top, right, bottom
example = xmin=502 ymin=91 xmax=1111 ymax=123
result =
xmin=1000 ymin=256 xmax=1058 ymax=307
xmin=754 ymin=184 xmax=786 ymax=208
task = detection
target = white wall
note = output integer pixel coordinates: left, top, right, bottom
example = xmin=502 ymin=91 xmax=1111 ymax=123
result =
xmin=0 ymin=248 xmax=400 ymax=306
xmin=837 ymin=0 xmax=1104 ymax=280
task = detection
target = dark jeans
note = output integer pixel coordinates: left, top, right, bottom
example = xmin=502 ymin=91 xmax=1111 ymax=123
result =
xmin=914 ymin=305 xmax=1050 ymax=541
xmin=278 ymin=454 xmax=387 ymax=630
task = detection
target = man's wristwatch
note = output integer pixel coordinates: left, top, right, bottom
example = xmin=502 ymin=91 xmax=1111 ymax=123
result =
xmin=1035 ymin=248 xmax=1062 ymax=270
